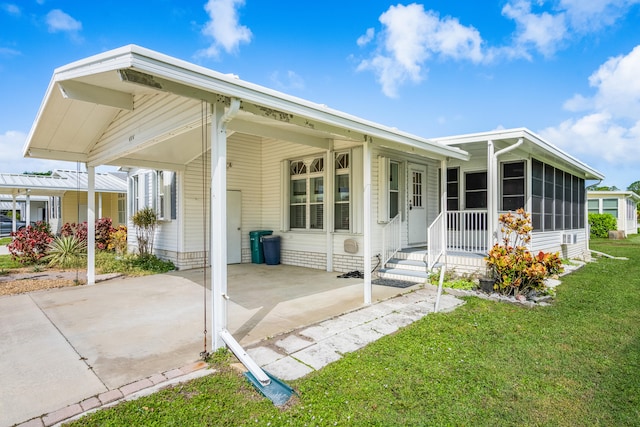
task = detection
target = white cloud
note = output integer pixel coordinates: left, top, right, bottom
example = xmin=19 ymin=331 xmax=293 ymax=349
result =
xmin=2 ymin=3 xmax=20 ymax=16
xmin=560 ymin=0 xmax=640 ymax=32
xmin=357 ymin=28 xmax=375 ymax=47
xmin=502 ymin=0 xmax=567 ymax=58
xmin=198 ymin=0 xmax=252 ymax=58
xmin=356 ymin=4 xmax=484 ymax=98
xmin=46 ymin=9 xmax=82 ymax=33
xmin=539 ymin=45 xmax=640 ymax=186
xmin=0 ymin=46 xmax=20 ymax=57
xmin=0 ymin=130 xmax=72 ymax=174
xmin=270 ymin=70 xmax=305 ymax=91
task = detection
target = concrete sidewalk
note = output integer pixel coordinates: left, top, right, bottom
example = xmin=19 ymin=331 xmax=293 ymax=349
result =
xmin=1 ymin=266 xmax=464 ymax=426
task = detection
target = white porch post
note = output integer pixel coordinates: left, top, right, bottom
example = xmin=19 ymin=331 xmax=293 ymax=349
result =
xmin=440 ymin=159 xmax=447 ymax=264
xmin=11 ymin=193 xmax=17 ymax=233
xmin=363 ymin=141 xmax=372 ymax=304
xmin=211 ymin=101 xmax=228 ymax=351
xmin=325 ymin=146 xmax=334 ymax=272
xmin=487 ymin=140 xmax=496 ymax=246
xmin=25 ymin=192 xmax=31 ymax=225
xmin=98 ymin=193 xmax=103 ymax=219
xmin=87 ymin=166 xmax=96 ymax=285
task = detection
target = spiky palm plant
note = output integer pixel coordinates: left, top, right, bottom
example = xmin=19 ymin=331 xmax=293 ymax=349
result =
xmin=44 ymin=235 xmax=87 ymax=269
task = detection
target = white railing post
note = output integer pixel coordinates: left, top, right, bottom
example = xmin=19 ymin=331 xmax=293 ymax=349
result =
xmin=381 ymin=214 xmax=401 ymax=266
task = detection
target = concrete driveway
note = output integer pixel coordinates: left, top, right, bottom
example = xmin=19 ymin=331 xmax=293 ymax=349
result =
xmin=0 ymin=264 xmax=418 ymax=426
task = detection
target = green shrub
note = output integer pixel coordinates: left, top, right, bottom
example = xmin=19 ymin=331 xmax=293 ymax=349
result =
xmin=96 ymin=251 xmax=175 ymax=275
xmin=132 ymin=207 xmax=157 ymax=257
xmin=588 ymin=213 xmax=617 ymax=238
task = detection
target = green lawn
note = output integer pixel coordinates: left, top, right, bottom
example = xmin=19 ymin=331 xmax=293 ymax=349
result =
xmin=69 ymin=236 xmax=640 ymax=426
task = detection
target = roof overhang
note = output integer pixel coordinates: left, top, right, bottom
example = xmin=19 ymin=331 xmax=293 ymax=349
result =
xmin=24 ymin=45 xmax=469 ymax=171
xmin=432 ymin=128 xmax=604 ymax=180
xmin=588 ymin=190 xmax=640 ymax=202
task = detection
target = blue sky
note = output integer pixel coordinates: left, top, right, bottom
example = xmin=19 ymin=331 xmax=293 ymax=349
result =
xmin=1 ymin=0 xmax=639 ymax=188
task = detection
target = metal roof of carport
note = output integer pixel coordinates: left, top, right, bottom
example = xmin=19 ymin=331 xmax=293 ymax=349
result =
xmin=0 ymin=170 xmax=127 ymax=196
xmin=23 ymin=44 xmax=469 ymax=171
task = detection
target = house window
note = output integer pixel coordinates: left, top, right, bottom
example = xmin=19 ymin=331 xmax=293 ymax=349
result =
xmin=501 ymin=162 xmax=525 ymax=211
xmin=603 ymin=199 xmax=618 ymax=218
xmin=118 ymin=194 xmax=126 ymax=224
xmin=447 ymin=168 xmax=459 ymax=210
xmin=554 ymin=168 xmax=564 ymax=230
xmin=465 ymin=171 xmax=487 ymax=209
xmin=335 ymin=152 xmax=350 ymax=230
xmin=389 ymin=161 xmax=400 ymax=218
xmin=130 ymin=175 xmax=140 ymax=214
xmin=544 ymin=164 xmax=554 ymax=231
xmin=290 ymin=157 xmax=324 ymax=230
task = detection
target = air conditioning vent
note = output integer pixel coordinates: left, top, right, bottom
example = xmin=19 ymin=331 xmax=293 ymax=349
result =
xmin=562 ymin=233 xmax=577 ymax=245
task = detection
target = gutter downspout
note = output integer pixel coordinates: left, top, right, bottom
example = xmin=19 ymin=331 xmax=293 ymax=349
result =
xmin=488 ymin=138 xmax=523 ymax=246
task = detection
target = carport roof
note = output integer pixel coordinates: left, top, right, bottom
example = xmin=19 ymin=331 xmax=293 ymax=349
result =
xmin=23 ymin=44 xmax=469 ymax=170
xmin=0 ymin=169 xmax=126 ymax=196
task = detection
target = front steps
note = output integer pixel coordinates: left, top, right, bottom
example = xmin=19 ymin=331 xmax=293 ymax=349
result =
xmin=377 ymin=248 xmax=430 ymax=285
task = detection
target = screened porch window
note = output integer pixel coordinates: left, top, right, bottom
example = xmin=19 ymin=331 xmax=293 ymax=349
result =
xmin=290 ymin=157 xmax=324 ymax=230
xmin=501 ymin=161 xmax=525 ymax=211
xmin=465 ymin=171 xmax=487 ymax=209
xmin=447 ymin=168 xmax=459 ymax=210
xmin=334 ymin=152 xmax=350 ymax=230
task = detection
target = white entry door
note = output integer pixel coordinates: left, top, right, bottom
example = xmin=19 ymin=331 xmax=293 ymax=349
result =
xmin=227 ymin=190 xmax=242 ymax=264
xmin=408 ymin=163 xmax=427 ymax=245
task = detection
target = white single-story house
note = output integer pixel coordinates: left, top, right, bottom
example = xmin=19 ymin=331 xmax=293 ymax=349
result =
xmin=0 ymin=170 xmax=127 ymax=234
xmin=587 ymin=190 xmax=639 ymax=236
xmin=22 ymin=45 xmax=602 ymax=355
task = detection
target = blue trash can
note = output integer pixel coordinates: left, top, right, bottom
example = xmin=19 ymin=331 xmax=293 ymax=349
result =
xmin=249 ymin=230 xmax=273 ymax=263
xmin=262 ymin=235 xmax=281 ymax=265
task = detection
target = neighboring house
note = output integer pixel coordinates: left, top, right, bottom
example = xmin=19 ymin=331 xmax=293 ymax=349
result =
xmin=587 ymin=190 xmax=639 ymax=236
xmin=0 ymin=170 xmax=127 ymax=234
xmin=21 ymin=46 xmax=603 ymax=352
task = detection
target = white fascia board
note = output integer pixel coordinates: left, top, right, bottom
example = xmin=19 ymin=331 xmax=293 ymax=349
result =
xmin=434 ymin=127 xmax=603 ymax=180
xmin=125 ymin=47 xmax=469 ymax=161
xmin=588 ymin=190 xmax=640 ymax=202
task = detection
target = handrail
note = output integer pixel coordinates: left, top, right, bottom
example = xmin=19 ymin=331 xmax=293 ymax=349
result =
xmin=427 ymin=212 xmax=445 ymax=269
xmin=381 ymin=213 xmax=402 ymax=266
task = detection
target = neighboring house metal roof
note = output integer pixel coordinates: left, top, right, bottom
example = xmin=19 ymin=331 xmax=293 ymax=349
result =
xmin=0 ymin=170 xmax=126 ymax=196
xmin=23 ymin=44 xmax=469 ymax=171
xmin=432 ymin=128 xmax=604 ymax=181
xmin=588 ymin=190 xmax=640 ymax=202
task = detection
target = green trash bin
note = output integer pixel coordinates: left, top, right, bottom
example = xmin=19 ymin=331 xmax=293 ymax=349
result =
xmin=249 ymin=230 xmax=273 ymax=264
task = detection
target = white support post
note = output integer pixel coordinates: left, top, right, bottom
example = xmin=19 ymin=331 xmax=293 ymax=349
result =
xmin=11 ymin=194 xmax=17 ymax=233
xmin=25 ymin=193 xmax=31 ymax=225
xmin=363 ymin=141 xmax=372 ymax=305
xmin=325 ymin=145 xmax=334 ymax=272
xmin=98 ymin=193 xmax=103 ymax=219
xmin=440 ymin=158 xmax=447 ymax=264
xmin=211 ymin=101 xmax=228 ymax=351
xmin=87 ymin=166 xmax=96 ymax=285
xmin=487 ymin=140 xmax=496 ymax=246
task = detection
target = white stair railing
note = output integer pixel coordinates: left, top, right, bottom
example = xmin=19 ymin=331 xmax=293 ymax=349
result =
xmin=427 ymin=212 xmax=445 ymax=270
xmin=381 ymin=214 xmax=401 ymax=266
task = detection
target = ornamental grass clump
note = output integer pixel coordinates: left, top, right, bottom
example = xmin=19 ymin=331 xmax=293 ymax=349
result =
xmin=485 ymin=208 xmax=563 ymax=297
xmin=44 ymin=235 xmax=87 ymax=269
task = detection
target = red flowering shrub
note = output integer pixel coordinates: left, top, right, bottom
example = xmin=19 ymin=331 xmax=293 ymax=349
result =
xmin=8 ymin=221 xmax=54 ymax=265
xmin=61 ymin=218 xmax=117 ymax=251
xmin=95 ymin=217 xmax=115 ymax=250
